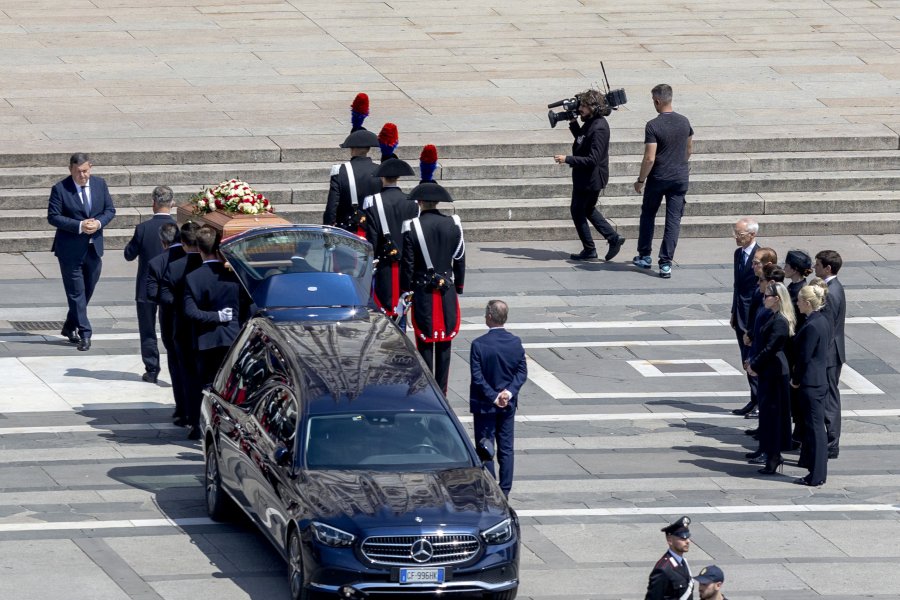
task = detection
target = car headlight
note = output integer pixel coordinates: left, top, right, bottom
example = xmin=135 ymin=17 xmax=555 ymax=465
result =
xmin=311 ymin=522 xmax=356 ymax=547
xmin=482 ymin=518 xmax=514 ymax=544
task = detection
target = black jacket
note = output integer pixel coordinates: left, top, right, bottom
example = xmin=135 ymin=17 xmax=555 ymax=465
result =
xmin=160 ymin=252 xmax=204 ymax=337
xmin=823 ymin=277 xmax=846 ymax=366
xmin=184 ymin=261 xmax=252 ymax=351
xmin=792 ymin=311 xmax=833 ymax=388
xmin=644 ymin=552 xmax=693 ymax=600
xmin=364 ymin=186 xmax=419 ymax=315
xmin=124 ymin=213 xmax=176 ymax=302
xmin=565 ymin=115 xmax=610 ymax=192
xmin=401 ymin=209 xmax=466 ymax=342
xmin=323 ymin=156 xmax=382 ymax=232
xmin=147 ymin=245 xmax=186 ymax=339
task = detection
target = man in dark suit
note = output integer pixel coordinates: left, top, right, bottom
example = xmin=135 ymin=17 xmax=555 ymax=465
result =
xmin=816 ymin=250 xmax=846 ymax=459
xmin=124 ymin=186 xmax=176 ymax=383
xmin=184 ymin=225 xmax=252 ymax=440
xmin=47 ymin=153 xmax=116 ymax=351
xmin=160 ymin=222 xmax=203 ymax=432
xmin=323 ymin=129 xmax=382 ymax=236
xmin=146 ymin=223 xmax=186 ymax=424
xmin=645 ymin=516 xmax=694 ymax=600
xmin=469 ymin=300 xmax=527 ymax=498
xmin=730 ymin=217 xmax=759 ymax=416
xmin=400 ymin=182 xmax=466 ymax=394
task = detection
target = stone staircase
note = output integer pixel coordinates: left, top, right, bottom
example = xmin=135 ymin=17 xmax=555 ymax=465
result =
xmin=1 ymin=127 xmax=898 ymax=252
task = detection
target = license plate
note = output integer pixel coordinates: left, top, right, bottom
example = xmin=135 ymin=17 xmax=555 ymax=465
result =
xmin=399 ymin=567 xmax=445 ymax=584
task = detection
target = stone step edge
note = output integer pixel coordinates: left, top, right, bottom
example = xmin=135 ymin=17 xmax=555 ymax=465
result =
xmin=0 ymin=128 xmax=897 ymax=167
xmin=4 ymin=212 xmax=899 ymax=239
xmin=5 ymin=169 xmax=900 ymax=198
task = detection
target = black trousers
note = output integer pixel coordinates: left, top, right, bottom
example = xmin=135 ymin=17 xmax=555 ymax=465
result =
xmin=159 ymin=309 xmax=186 ymax=419
xmin=637 ymin=178 xmax=688 ymax=265
xmin=799 ymin=384 xmax=828 ymax=484
xmin=416 ymin=339 xmax=452 ymax=394
xmin=191 ymin=347 xmax=229 ymax=427
xmin=735 ymin=328 xmax=758 ymax=406
xmin=825 ymin=363 xmax=843 ymax=450
xmin=136 ymin=301 xmax=160 ymax=374
xmin=59 ymin=246 xmax=102 ymax=339
xmin=570 ymin=187 xmax=617 ymax=251
xmin=174 ymin=332 xmax=201 ymax=426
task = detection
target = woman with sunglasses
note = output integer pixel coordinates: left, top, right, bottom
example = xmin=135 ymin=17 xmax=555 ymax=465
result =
xmin=791 ymin=279 xmax=832 ymax=487
xmin=746 ymin=279 xmax=796 ymax=475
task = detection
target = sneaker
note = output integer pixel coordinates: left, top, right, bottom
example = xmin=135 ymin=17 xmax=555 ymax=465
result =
xmin=604 ymin=236 xmax=626 ymax=261
xmin=632 ymin=255 xmax=652 ymax=269
xmin=569 ymin=248 xmax=598 ymax=261
xmin=659 ymin=264 xmax=672 ymax=278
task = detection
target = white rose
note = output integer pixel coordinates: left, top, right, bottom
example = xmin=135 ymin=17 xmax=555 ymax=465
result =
xmin=197 ymin=199 xmax=206 ymax=208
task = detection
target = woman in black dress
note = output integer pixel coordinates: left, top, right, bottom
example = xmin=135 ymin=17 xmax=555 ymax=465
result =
xmin=784 ymin=250 xmax=813 ymax=445
xmin=746 ymin=281 xmax=796 ymax=475
xmin=791 ymin=279 xmax=832 ymax=487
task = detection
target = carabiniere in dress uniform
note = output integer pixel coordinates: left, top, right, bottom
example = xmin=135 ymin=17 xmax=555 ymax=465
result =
xmin=645 ymin=516 xmax=695 ymax=600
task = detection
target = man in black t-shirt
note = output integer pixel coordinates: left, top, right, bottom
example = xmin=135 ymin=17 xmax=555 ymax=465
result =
xmin=633 ymin=84 xmax=694 ymax=279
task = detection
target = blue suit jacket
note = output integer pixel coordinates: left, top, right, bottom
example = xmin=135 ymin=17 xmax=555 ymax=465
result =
xmin=124 ymin=213 xmax=176 ymax=302
xmin=47 ymin=175 xmax=116 ymax=258
xmin=469 ymin=327 xmax=528 ymax=414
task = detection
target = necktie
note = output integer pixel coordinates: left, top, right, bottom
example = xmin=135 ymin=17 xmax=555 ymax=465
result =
xmin=81 ymin=186 xmax=91 ymax=214
xmin=741 ymin=251 xmax=748 ymax=268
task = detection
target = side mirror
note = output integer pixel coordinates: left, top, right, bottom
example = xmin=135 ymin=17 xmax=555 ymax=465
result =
xmin=476 ymin=438 xmax=495 ymax=463
xmin=274 ymin=446 xmax=292 ymax=467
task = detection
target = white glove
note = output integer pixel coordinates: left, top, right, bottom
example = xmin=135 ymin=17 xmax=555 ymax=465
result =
xmin=217 ymin=307 xmax=233 ymax=322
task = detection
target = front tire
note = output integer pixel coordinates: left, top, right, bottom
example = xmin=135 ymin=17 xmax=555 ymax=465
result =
xmin=204 ymin=444 xmax=231 ymax=521
xmin=288 ymin=528 xmax=309 ymax=600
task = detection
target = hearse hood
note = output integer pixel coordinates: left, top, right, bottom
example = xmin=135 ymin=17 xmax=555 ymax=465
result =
xmin=298 ymin=468 xmax=509 ymax=529
xmin=219 ymin=225 xmax=374 ymax=310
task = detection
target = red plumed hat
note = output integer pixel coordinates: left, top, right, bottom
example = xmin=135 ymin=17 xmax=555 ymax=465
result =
xmin=378 ymin=123 xmax=399 ymax=147
xmin=420 ymin=144 xmax=438 ymax=164
xmin=351 ymin=93 xmax=369 ymax=115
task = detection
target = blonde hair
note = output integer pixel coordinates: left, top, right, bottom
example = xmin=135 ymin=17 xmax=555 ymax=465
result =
xmin=768 ymin=281 xmax=797 ymax=336
xmin=798 ymin=277 xmax=828 ymax=312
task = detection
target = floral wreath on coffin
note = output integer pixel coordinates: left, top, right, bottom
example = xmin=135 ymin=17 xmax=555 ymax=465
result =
xmin=189 ymin=179 xmax=274 ymax=215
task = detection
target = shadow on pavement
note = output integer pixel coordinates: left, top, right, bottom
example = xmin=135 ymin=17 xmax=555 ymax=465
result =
xmin=106 ymin=459 xmax=291 ymax=599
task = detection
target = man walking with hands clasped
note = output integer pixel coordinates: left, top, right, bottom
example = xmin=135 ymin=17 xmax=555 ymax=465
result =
xmin=469 ymin=300 xmax=527 ymax=498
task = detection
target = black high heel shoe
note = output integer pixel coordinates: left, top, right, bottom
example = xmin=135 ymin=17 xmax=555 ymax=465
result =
xmin=758 ymin=457 xmax=784 ymax=475
xmin=748 ymin=453 xmax=767 ymax=465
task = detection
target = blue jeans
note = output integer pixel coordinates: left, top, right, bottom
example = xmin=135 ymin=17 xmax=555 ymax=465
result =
xmin=637 ymin=178 xmax=688 ymax=265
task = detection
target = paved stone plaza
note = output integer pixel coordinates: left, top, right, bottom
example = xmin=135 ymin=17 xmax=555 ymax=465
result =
xmin=1 ymin=0 xmax=899 ymax=598
xmin=0 ymin=234 xmax=899 ymax=599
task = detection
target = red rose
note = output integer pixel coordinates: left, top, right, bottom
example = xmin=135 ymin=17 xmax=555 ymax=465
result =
xmin=215 ymin=199 xmax=223 ymax=208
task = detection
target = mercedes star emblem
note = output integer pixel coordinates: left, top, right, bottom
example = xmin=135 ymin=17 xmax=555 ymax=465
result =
xmin=410 ymin=538 xmax=433 ymax=563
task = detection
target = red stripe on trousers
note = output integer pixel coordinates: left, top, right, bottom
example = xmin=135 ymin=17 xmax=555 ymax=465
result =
xmin=431 ymin=290 xmax=446 ymax=339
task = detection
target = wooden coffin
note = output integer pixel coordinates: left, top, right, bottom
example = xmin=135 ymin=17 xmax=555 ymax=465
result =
xmin=176 ymin=204 xmax=292 ymax=240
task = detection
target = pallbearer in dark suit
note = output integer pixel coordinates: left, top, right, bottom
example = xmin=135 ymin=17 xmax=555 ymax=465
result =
xmin=160 ymin=222 xmax=203 ymax=432
xmin=401 ymin=182 xmax=466 ymax=394
xmin=792 ymin=280 xmax=833 ymax=487
xmin=124 ymin=186 xmax=176 ymax=383
xmin=363 ymin=158 xmax=419 ymax=325
xmin=469 ymin=300 xmax=527 ymax=497
xmin=323 ymin=129 xmax=382 ymax=236
xmin=730 ymin=217 xmax=759 ymax=415
xmin=645 ymin=516 xmax=694 ymax=600
xmin=184 ymin=226 xmax=253 ymax=440
xmin=47 ymin=153 xmax=116 ymax=351
xmin=147 ymin=223 xmax=186 ymax=424
xmin=815 ymin=250 xmax=846 ymax=459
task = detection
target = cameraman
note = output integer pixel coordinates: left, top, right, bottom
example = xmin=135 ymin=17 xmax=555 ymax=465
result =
xmin=554 ymin=89 xmax=625 ymax=262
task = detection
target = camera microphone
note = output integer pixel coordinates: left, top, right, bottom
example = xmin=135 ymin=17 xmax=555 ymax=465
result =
xmin=547 ymin=99 xmax=566 ymax=109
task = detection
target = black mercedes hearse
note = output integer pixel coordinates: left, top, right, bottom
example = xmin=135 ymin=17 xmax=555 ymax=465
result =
xmin=200 ymin=226 xmax=519 ymax=599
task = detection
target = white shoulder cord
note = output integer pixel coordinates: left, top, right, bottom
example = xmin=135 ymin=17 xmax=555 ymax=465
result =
xmin=411 ymin=218 xmax=434 ymax=271
xmin=344 ymin=161 xmax=358 ymax=206
xmin=451 ymin=214 xmax=465 ymax=261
